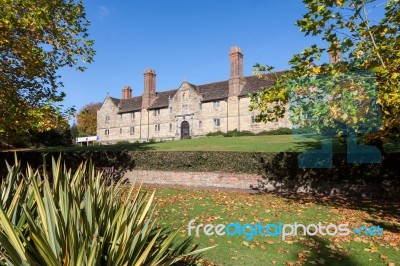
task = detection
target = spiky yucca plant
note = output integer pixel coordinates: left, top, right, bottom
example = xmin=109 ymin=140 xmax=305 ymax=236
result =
xmin=0 ymin=156 xmax=211 ymax=265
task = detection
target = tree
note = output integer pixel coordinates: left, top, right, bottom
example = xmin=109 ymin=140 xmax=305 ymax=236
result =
xmin=250 ymin=0 xmax=399 ymax=143
xmin=0 ymin=0 xmax=95 ymax=144
xmin=70 ymin=123 xmax=80 ymax=141
xmin=77 ymin=102 xmax=102 ymax=136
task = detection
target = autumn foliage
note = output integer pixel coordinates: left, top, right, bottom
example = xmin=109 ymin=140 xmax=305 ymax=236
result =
xmin=0 ymin=0 xmax=95 ymax=144
xmin=251 ymin=0 xmax=400 ymax=143
xmin=76 ymin=102 xmax=102 ymax=136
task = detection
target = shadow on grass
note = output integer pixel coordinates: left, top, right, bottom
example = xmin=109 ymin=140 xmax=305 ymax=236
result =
xmin=281 ymin=194 xmax=400 ymax=235
xmin=290 ymin=236 xmax=356 ymax=266
xmin=252 ymin=151 xmax=400 ymax=234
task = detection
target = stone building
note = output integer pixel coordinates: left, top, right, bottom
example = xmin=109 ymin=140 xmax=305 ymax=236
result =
xmin=97 ymin=46 xmax=290 ymax=143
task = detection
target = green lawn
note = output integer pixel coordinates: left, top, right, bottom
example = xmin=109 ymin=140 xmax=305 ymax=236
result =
xmin=146 ymin=187 xmax=400 ymax=265
xmin=7 ymin=134 xmax=398 ymax=153
xmin=11 ymin=135 xmax=337 ymax=153
xmin=6 ymin=134 xmax=398 ymax=153
xmin=148 ymin=135 xmax=323 ymax=152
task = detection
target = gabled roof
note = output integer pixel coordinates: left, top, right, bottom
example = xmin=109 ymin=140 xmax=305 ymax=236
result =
xmin=118 ymin=96 xmax=142 ymax=113
xmin=109 ymin=72 xmax=283 ymax=112
xmin=109 ymin=97 xmax=120 ymax=106
xmin=148 ymin=90 xmax=178 ymax=110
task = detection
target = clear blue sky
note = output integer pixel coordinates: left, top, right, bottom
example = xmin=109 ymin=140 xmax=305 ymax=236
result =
xmin=60 ymin=0 xmax=327 ymax=116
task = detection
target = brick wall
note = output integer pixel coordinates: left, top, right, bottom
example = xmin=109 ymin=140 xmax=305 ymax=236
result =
xmin=126 ymin=170 xmax=262 ymax=190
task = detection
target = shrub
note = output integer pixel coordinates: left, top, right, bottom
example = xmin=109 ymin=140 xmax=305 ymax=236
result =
xmin=0 ymin=156 xmax=211 ymax=265
xmin=148 ymin=138 xmax=157 ymax=143
xmin=257 ymin=127 xmax=292 ymax=135
xmin=223 ymin=129 xmax=255 ymax=137
xmin=116 ymin=140 xmax=130 ymax=145
xmin=292 ymin=127 xmax=315 ymax=135
xmin=206 ymin=131 xmax=224 ymax=137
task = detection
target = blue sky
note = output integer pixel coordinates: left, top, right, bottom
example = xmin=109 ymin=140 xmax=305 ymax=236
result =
xmin=61 ymin=0 xmax=327 ymax=116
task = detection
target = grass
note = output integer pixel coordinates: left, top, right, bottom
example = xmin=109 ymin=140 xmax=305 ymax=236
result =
xmin=5 ymin=134 xmax=398 ymax=153
xmin=4 ymin=135 xmax=344 ymax=153
xmin=142 ymin=187 xmax=400 ymax=266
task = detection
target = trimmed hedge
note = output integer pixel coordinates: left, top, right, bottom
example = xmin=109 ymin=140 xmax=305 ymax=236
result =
xmin=0 ymin=150 xmax=270 ymax=176
xmin=1 ymin=150 xmax=400 ymax=198
xmin=205 ymin=128 xmax=293 ymax=138
xmin=0 ymin=150 xmax=399 ymax=178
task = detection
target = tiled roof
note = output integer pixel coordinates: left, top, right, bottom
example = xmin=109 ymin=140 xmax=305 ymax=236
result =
xmin=148 ymin=90 xmax=178 ymax=110
xmin=118 ymin=96 xmax=142 ymax=113
xmin=196 ymin=80 xmax=230 ymax=102
xmin=239 ymin=75 xmax=275 ymax=97
xmin=109 ymin=97 xmax=120 ymax=106
xmin=111 ymin=72 xmax=283 ymax=111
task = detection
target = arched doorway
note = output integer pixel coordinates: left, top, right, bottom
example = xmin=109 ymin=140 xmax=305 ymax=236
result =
xmin=181 ymin=121 xmax=190 ymax=139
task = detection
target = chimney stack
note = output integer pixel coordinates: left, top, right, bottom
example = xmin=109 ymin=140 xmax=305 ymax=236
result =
xmin=121 ymin=85 xmax=132 ymax=99
xmin=329 ymin=50 xmax=342 ymax=64
xmin=142 ymin=68 xmax=157 ymax=109
xmin=229 ymin=46 xmax=245 ymax=97
xmin=329 ymin=42 xmax=342 ymax=64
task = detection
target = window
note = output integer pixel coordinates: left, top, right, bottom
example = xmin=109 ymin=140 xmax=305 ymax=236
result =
xmin=153 ymin=109 xmax=160 ymax=116
xmin=169 ymin=107 xmax=172 ymax=114
xmin=155 ymin=124 xmax=160 ymax=132
xmin=105 ymin=115 xmax=110 ymax=122
xmin=182 ymin=104 xmax=188 ymax=113
xmin=120 ymin=114 xmax=123 ymax=119
xmin=213 ymin=101 xmax=220 ymax=109
xmin=131 ymin=112 xmax=135 ymax=119
xmin=199 ymin=121 xmax=202 ymax=129
xmin=199 ymin=103 xmax=202 ymax=111
xmin=105 ymin=129 xmax=109 ymax=136
xmin=130 ymin=126 xmax=135 ymax=135
xmin=250 ymin=115 xmax=256 ymax=124
xmin=120 ymin=128 xmax=122 ymax=134
xmin=169 ymin=123 xmax=172 ymax=131
xmin=213 ymin=118 xmax=220 ymax=127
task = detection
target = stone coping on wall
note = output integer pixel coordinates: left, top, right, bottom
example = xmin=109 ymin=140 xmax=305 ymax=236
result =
xmin=124 ymin=169 xmax=400 ymax=199
xmin=125 ymin=170 xmax=262 ymax=190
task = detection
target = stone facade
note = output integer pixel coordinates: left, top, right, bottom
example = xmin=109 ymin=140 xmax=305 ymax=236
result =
xmin=97 ymin=46 xmax=290 ymax=143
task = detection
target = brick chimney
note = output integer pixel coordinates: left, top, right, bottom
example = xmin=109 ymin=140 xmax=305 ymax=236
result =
xmin=329 ymin=50 xmax=342 ymax=64
xmin=229 ymin=46 xmax=245 ymax=97
xmin=329 ymin=42 xmax=342 ymax=64
xmin=121 ymin=85 xmax=132 ymax=99
xmin=142 ymin=68 xmax=157 ymax=109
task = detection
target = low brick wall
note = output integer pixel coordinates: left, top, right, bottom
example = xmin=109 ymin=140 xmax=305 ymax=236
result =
xmin=125 ymin=170 xmax=262 ymax=190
